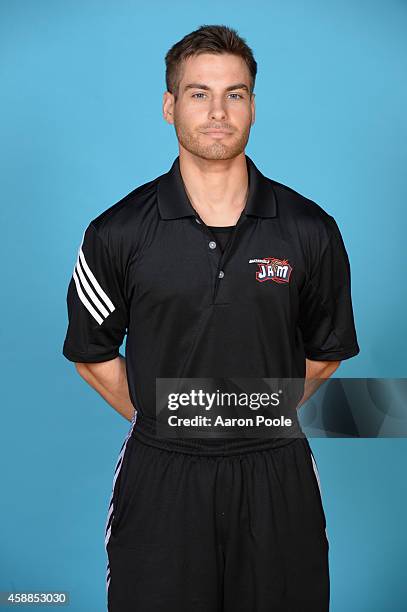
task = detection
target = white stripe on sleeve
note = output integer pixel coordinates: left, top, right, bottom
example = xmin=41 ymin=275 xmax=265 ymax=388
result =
xmin=78 ymin=247 xmax=115 ymax=313
xmin=73 ymin=268 xmax=104 ymax=325
xmin=75 ymin=255 xmax=110 ymax=319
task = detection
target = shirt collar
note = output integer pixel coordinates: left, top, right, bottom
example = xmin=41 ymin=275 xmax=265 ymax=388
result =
xmin=157 ymin=154 xmax=277 ymax=220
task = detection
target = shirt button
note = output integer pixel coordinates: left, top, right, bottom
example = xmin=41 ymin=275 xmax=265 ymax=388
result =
xmin=209 ymin=241 xmax=217 ymax=250
xmin=218 ymin=270 xmax=225 ymax=279
xmin=195 ymin=218 xmax=201 ymax=224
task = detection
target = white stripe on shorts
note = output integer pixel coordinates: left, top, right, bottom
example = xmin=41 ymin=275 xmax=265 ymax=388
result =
xmin=310 ymin=449 xmax=330 ymax=548
xmin=105 ymin=409 xmax=138 ymax=594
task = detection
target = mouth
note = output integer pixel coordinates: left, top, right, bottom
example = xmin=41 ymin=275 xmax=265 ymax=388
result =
xmin=201 ymin=129 xmax=233 ymax=138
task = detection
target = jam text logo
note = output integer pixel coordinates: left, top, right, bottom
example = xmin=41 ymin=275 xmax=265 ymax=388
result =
xmin=248 ymin=257 xmax=293 ymax=284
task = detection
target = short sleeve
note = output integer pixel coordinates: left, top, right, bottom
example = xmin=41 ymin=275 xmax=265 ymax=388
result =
xmin=298 ymin=216 xmax=360 ymax=361
xmin=62 ymin=222 xmax=129 ymax=363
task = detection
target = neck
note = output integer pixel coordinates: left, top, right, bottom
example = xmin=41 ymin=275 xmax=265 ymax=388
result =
xmin=178 ymin=148 xmax=249 ymax=225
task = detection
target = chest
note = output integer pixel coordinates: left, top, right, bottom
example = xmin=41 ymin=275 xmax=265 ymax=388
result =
xmin=126 ymin=218 xmax=307 ymax=314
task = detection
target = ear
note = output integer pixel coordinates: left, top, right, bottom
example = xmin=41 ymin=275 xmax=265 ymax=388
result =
xmin=251 ymin=93 xmax=256 ymax=126
xmin=163 ymin=91 xmax=175 ymax=124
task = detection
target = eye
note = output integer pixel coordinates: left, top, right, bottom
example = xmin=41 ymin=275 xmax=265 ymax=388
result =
xmin=228 ymin=93 xmax=243 ymax=99
xmin=192 ymin=92 xmax=207 ymax=99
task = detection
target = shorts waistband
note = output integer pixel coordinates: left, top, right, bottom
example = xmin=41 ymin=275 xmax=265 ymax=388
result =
xmin=131 ymin=412 xmax=306 ymax=456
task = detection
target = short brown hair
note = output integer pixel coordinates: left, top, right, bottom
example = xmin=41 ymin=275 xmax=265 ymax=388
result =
xmin=165 ymin=25 xmax=257 ymax=100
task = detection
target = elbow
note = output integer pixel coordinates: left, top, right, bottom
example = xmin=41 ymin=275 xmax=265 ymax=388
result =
xmin=75 ymin=362 xmax=92 ymax=379
xmin=74 ymin=357 xmax=120 ymax=380
xmin=327 ymin=360 xmax=341 ymax=375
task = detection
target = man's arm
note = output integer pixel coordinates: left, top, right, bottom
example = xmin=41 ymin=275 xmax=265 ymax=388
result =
xmin=296 ymin=358 xmax=341 ymax=410
xmin=75 ymin=355 xmax=135 ymax=422
xmin=75 ymin=355 xmax=338 ymax=418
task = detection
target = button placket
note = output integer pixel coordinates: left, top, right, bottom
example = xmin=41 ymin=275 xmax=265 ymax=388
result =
xmin=211 ymin=214 xmax=248 ymax=303
xmin=193 ymin=212 xmax=247 ymax=303
xmin=194 ymin=218 xmax=223 ymax=299
xmin=209 ymin=236 xmax=223 ymax=299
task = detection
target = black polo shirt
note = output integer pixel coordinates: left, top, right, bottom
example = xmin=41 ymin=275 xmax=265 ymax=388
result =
xmin=207 ymin=225 xmax=235 ymax=252
xmin=62 ymin=155 xmax=360 ymax=419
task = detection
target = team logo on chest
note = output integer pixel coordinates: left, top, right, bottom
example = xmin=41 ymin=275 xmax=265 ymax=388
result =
xmin=248 ymin=257 xmax=293 ymax=283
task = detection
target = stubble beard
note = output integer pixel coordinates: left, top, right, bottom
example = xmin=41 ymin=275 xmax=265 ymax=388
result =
xmin=174 ymin=118 xmax=251 ymax=161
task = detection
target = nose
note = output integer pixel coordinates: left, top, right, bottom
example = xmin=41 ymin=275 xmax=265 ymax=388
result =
xmin=208 ymin=97 xmax=227 ymax=121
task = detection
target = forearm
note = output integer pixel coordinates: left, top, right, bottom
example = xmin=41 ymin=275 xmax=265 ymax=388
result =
xmin=75 ymin=354 xmax=135 ymax=422
xmin=296 ymin=358 xmax=341 ymax=410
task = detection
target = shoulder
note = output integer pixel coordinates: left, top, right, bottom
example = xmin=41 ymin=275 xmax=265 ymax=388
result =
xmin=85 ymin=172 xmax=165 ymax=263
xmin=90 ymin=174 xmax=161 ymax=239
xmin=270 ymin=178 xmax=340 ymax=247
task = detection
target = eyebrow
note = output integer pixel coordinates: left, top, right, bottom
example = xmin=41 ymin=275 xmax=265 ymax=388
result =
xmin=183 ymin=82 xmax=250 ymax=93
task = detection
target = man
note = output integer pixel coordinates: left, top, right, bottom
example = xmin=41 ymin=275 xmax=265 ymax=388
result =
xmin=62 ymin=24 xmax=359 ymax=611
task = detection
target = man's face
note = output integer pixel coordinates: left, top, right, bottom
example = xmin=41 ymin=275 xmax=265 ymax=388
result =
xmin=164 ymin=53 xmax=255 ymax=161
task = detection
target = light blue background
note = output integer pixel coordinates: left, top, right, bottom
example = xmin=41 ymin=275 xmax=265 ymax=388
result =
xmin=1 ymin=0 xmax=406 ymax=610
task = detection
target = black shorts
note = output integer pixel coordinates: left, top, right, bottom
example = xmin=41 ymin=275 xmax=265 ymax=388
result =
xmin=105 ymin=413 xmax=330 ymax=611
